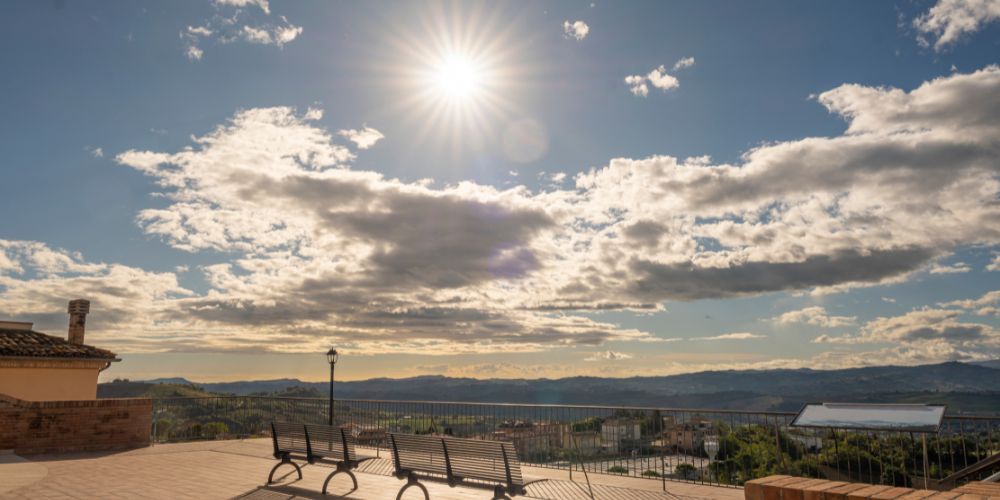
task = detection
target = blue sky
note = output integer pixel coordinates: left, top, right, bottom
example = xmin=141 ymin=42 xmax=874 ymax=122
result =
xmin=0 ymin=0 xmax=998 ymax=381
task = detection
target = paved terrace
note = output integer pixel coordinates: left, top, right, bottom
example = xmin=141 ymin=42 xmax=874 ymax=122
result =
xmin=0 ymin=438 xmax=743 ymax=500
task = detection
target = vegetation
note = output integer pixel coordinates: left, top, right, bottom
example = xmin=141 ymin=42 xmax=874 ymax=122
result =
xmin=607 ymin=466 xmax=628 ymax=474
xmin=675 ymin=463 xmax=697 ymax=479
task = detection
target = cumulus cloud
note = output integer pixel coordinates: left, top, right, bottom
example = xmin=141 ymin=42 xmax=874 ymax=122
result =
xmin=186 ymin=45 xmax=204 ymax=61
xmin=814 ymin=307 xmax=997 ymax=348
xmin=338 ymin=126 xmax=385 ymax=150
xmin=673 ymin=57 xmax=695 ymax=70
xmin=584 ymin=350 xmax=633 ymax=361
xmin=987 ymin=255 xmax=1000 ymax=271
xmin=929 ymin=262 xmax=971 ymax=274
xmin=624 ymin=75 xmax=648 ymax=97
xmin=775 ymin=306 xmax=856 ymax=328
xmin=563 ymin=20 xmax=589 ymax=40
xmin=624 ymin=64 xmax=680 ymax=96
xmin=4 ymin=66 xmax=999 ymax=366
xmin=181 ymin=1 xmax=302 ymax=60
xmin=105 ymin=106 xmax=654 ymax=354
xmin=691 ymin=332 xmax=765 ymax=341
xmin=215 ymin=0 xmax=269 ymax=14
xmin=914 ymin=0 xmax=1000 ymax=51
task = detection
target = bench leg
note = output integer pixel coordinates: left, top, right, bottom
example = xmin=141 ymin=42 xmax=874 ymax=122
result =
xmin=492 ymin=485 xmax=512 ymax=500
xmin=267 ymin=457 xmax=302 ymax=484
xmin=321 ymin=465 xmax=358 ymax=495
xmin=395 ymin=476 xmax=429 ymax=500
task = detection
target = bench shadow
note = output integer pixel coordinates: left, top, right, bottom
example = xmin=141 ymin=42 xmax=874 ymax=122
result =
xmin=233 ymin=484 xmax=361 ymax=500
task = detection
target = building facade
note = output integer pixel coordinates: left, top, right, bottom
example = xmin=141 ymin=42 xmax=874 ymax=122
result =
xmin=0 ymin=300 xmax=119 ymax=401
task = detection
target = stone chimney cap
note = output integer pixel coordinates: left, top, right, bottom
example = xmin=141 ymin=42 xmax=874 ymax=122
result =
xmin=68 ymin=299 xmax=90 ymax=315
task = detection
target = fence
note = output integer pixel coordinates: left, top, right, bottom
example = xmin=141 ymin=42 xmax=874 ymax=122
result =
xmin=150 ymin=396 xmax=1000 ymax=488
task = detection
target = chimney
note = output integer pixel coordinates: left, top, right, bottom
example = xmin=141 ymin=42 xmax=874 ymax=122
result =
xmin=68 ymin=299 xmax=90 ymax=345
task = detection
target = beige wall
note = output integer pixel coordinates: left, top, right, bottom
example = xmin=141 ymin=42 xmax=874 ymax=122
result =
xmin=0 ymin=361 xmax=104 ymax=401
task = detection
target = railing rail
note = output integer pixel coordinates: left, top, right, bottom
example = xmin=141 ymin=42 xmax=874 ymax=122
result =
xmin=150 ymin=396 xmax=1000 ymax=489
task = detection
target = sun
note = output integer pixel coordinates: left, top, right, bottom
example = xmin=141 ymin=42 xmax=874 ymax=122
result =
xmin=432 ymin=54 xmax=483 ymax=101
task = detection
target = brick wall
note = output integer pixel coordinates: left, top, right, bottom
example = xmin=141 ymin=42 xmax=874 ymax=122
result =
xmin=0 ymin=393 xmax=151 ymax=455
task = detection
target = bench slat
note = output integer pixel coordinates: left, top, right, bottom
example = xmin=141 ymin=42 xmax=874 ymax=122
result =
xmin=390 ymin=433 xmax=527 ymax=495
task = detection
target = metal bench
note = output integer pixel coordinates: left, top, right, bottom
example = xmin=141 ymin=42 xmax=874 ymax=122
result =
xmin=268 ymin=422 xmax=373 ymax=494
xmin=389 ymin=433 xmax=540 ymax=500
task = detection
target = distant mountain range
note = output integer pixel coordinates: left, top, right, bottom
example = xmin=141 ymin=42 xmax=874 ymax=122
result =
xmin=101 ymin=361 xmax=1000 ymax=414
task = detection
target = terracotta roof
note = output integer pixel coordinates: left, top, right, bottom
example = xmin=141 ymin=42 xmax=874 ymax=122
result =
xmin=0 ymin=328 xmax=118 ymax=360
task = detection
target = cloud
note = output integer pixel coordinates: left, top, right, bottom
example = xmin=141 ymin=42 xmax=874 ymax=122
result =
xmin=672 ymin=57 xmax=695 ymax=70
xmin=987 ymin=255 xmax=1000 ymax=271
xmin=181 ymin=1 xmax=301 ymax=60
xmin=4 ymin=66 xmax=998 ymax=364
xmin=914 ymin=0 xmax=1000 ymax=51
xmin=107 ymin=106 xmax=653 ymax=354
xmin=563 ymin=20 xmax=590 ymax=40
xmin=624 ymin=64 xmax=680 ymax=96
xmin=187 ymin=25 xmax=213 ymax=37
xmin=584 ymin=350 xmax=633 ymax=361
xmin=815 ymin=307 xmax=997 ymax=346
xmin=929 ymin=262 xmax=971 ymax=274
xmin=215 ymin=0 xmax=269 ymax=14
xmin=338 ymin=126 xmax=385 ymax=150
xmin=647 ymin=65 xmax=679 ymax=91
xmin=624 ymin=75 xmax=648 ymax=97
xmin=186 ymin=45 xmax=204 ymax=61
xmin=774 ymin=306 xmax=856 ymax=328
xmin=85 ymin=146 xmax=104 ymax=158
xmin=690 ymin=332 xmax=765 ymax=341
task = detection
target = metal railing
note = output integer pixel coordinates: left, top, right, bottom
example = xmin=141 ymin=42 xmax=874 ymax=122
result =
xmin=150 ymin=396 xmax=1000 ymax=488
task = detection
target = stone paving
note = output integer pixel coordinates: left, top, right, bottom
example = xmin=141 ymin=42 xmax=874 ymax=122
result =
xmin=0 ymin=439 xmax=744 ymax=500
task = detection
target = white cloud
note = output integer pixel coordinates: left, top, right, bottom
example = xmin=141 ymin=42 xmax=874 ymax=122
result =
xmin=563 ymin=20 xmax=590 ymax=40
xmin=4 ymin=66 xmax=999 ymax=364
xmin=929 ymin=262 xmax=972 ymax=274
xmin=181 ymin=1 xmax=301 ymax=60
xmin=625 ymin=64 xmax=679 ymax=97
xmin=187 ymin=25 xmax=213 ymax=37
xmin=987 ymin=255 xmax=1000 ymax=271
xmin=647 ymin=65 xmax=679 ymax=91
xmin=624 ymin=75 xmax=649 ymax=97
xmin=338 ymin=126 xmax=385 ymax=150
xmin=690 ymin=332 xmax=766 ymax=341
xmin=584 ymin=350 xmax=633 ymax=361
xmin=215 ymin=0 xmax=270 ymax=14
xmin=775 ymin=306 xmax=856 ymax=328
xmin=882 ymin=297 xmax=897 ymax=303
xmin=508 ymin=170 xmax=519 ymax=177
xmin=814 ymin=307 xmax=997 ymax=349
xmin=186 ymin=45 xmax=204 ymax=61
xmin=85 ymin=146 xmax=104 ymax=158
xmin=914 ymin=0 xmax=1000 ymax=51
xmin=672 ymin=56 xmax=695 ymax=70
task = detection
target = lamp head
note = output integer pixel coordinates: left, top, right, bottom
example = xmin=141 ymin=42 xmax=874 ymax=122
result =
xmin=326 ymin=348 xmax=339 ymax=365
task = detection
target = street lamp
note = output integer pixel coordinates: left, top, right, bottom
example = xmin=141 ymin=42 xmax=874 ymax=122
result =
xmin=326 ymin=348 xmax=339 ymax=426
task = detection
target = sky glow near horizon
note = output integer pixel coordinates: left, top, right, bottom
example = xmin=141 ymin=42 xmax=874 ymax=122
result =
xmin=0 ymin=0 xmax=999 ymax=382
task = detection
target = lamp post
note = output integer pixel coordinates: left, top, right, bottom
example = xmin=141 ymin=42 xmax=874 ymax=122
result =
xmin=326 ymin=348 xmax=339 ymax=426
xmin=704 ymin=434 xmax=719 ymax=482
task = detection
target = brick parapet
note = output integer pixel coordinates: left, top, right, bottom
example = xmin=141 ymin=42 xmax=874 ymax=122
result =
xmin=0 ymin=392 xmax=151 ymax=455
xmin=745 ymin=475 xmax=1000 ymax=500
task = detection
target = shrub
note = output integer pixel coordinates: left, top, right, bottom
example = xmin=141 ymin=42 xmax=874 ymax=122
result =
xmin=608 ymin=466 xmax=628 ymax=474
xmin=642 ymin=470 xmax=661 ymax=477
